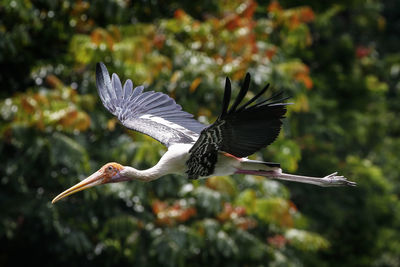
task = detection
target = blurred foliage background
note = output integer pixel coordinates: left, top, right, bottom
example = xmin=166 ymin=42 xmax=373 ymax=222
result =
xmin=1 ymin=0 xmax=400 ymax=266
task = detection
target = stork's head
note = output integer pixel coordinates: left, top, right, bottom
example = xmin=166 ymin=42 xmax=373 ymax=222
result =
xmin=52 ymin=162 xmax=125 ymax=204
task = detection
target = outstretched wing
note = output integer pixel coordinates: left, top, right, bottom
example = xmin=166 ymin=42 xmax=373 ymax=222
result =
xmin=96 ymin=62 xmax=207 ymax=147
xmin=186 ymin=73 xmax=289 ymax=179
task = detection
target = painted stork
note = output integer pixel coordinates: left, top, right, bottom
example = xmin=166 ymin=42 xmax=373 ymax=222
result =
xmin=52 ymin=63 xmax=355 ymax=203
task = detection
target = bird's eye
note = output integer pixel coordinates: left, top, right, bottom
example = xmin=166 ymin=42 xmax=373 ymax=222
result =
xmin=107 ymin=166 xmax=113 ymax=171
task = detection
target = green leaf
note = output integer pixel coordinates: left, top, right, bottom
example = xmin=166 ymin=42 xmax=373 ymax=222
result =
xmin=192 ymin=186 xmax=224 ymax=215
xmin=254 ymin=198 xmax=292 ymax=227
xmin=206 ymin=176 xmax=238 ymax=197
xmin=49 ymin=132 xmax=89 ymax=172
xmin=235 ymin=189 xmax=257 ymax=213
xmin=285 ymin=229 xmax=330 ymax=251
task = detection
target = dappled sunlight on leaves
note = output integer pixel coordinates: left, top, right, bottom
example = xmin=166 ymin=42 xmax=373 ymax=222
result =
xmin=217 ymin=202 xmax=257 ymax=230
xmin=152 ymin=199 xmax=197 ymax=226
xmin=206 ymin=176 xmax=237 ymax=196
xmin=268 ymin=139 xmax=301 ymax=172
xmin=285 ymin=229 xmax=329 ymax=251
xmin=0 ymin=82 xmax=92 ymax=136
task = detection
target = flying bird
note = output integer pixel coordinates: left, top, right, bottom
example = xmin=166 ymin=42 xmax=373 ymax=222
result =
xmin=52 ymin=63 xmax=355 ymax=203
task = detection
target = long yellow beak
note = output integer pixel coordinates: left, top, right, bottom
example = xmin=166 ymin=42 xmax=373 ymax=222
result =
xmin=52 ymin=171 xmax=106 ymax=204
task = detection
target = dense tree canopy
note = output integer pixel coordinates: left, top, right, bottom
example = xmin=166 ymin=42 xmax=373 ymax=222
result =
xmin=1 ymin=0 xmax=400 ymax=266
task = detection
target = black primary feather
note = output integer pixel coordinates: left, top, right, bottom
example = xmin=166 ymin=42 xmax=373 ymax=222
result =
xmin=220 ymin=77 xmax=231 ymax=118
xmin=96 ymin=62 xmax=207 ymax=147
xmin=229 ymin=73 xmax=250 ymax=113
xmin=187 ymin=73 xmax=288 ymax=179
xmin=237 ymin=83 xmax=270 ymax=112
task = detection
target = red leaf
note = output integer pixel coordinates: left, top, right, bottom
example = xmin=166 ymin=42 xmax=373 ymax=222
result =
xmin=356 ymin=46 xmax=371 ymax=58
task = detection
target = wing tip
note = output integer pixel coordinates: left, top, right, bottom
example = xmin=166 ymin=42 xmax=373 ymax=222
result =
xmin=228 ymin=73 xmax=251 ymax=113
xmin=96 ymin=62 xmax=107 ymax=76
xmin=231 ymin=73 xmax=290 ymax=113
xmin=95 ymin=62 xmax=110 ymax=88
xmin=220 ymin=77 xmax=232 ymax=117
xmin=244 ymin=72 xmax=251 ymax=83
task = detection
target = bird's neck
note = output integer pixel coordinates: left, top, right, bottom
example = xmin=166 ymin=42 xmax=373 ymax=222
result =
xmin=120 ymin=165 xmax=166 ymax=182
xmin=119 ymin=144 xmax=190 ymax=182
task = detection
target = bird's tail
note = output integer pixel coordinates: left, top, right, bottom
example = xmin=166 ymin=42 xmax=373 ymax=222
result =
xmin=236 ymin=160 xmax=356 ymax=187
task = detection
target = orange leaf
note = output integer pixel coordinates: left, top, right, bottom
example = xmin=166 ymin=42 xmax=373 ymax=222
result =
xmin=265 ymin=47 xmax=277 ymax=59
xmin=105 ymin=33 xmax=114 ymax=51
xmin=90 ymin=28 xmax=103 ymax=45
xmin=170 ymin=71 xmax=181 ymax=84
xmin=225 ymin=14 xmax=241 ymax=30
xmin=268 ymin=1 xmax=282 ymax=13
xmin=299 ymin=7 xmax=315 ymax=23
xmin=21 ymin=97 xmax=35 ymax=114
xmin=174 ymin=9 xmax=187 ymax=20
xmin=267 ymin=235 xmax=287 ymax=248
xmin=152 ymin=200 xmax=167 ymax=214
xmin=59 ymin=110 xmax=78 ymax=127
xmin=74 ymin=112 xmax=91 ymax=131
xmin=237 ymin=217 xmax=257 ymax=230
xmin=178 ymin=207 xmax=197 ymax=222
xmin=45 ymin=75 xmax=63 ymax=89
xmin=241 ymin=0 xmax=257 ymax=18
xmin=289 ymin=13 xmax=300 ymax=30
xmin=32 ymin=93 xmax=48 ymax=105
xmin=295 ymin=73 xmax=313 ymax=89
xmin=107 ymin=118 xmax=117 ymax=131
xmin=232 ymin=70 xmax=247 ymax=81
xmin=189 ymin=77 xmax=202 ymax=93
xmin=153 ymin=33 xmax=166 ymax=49
xmin=109 ymin=25 xmax=121 ymax=42
xmin=234 ymin=206 xmax=246 ymax=217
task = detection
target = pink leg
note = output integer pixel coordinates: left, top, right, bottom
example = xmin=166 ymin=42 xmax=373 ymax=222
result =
xmin=235 ymin=169 xmax=277 ymax=176
xmin=235 ymin=169 xmax=356 ymax=187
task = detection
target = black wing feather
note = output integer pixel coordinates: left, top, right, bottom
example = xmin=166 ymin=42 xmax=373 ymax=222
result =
xmin=187 ymin=73 xmax=288 ymax=179
xmin=229 ymin=73 xmax=250 ymax=113
xmin=219 ymin=103 xmax=287 ymax=156
xmin=220 ymin=77 xmax=231 ymax=118
xmin=237 ymin=83 xmax=270 ymax=112
xmin=96 ymin=62 xmax=207 ymax=147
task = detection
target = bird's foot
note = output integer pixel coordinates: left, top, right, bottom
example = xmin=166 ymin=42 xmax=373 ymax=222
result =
xmin=319 ymin=172 xmax=357 ymax=187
